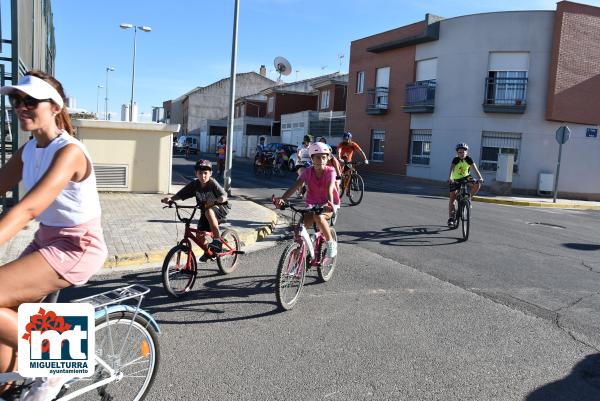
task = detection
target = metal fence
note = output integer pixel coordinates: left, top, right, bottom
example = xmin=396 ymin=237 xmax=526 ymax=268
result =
xmin=405 ymin=80 xmax=436 ymax=106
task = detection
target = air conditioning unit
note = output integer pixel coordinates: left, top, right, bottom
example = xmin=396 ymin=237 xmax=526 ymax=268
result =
xmin=538 ymin=173 xmax=554 ymax=195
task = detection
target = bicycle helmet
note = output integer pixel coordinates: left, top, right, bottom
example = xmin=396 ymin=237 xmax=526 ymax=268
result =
xmin=343 ymin=132 xmax=352 ymax=140
xmin=194 ymin=159 xmax=213 ymax=171
xmin=455 ymin=142 xmax=469 ymax=151
xmin=308 ymin=142 xmax=331 ymax=156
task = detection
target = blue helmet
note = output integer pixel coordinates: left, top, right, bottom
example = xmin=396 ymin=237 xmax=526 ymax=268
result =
xmin=343 ymin=132 xmax=352 ymax=140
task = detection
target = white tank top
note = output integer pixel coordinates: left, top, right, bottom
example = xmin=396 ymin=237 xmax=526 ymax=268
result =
xmin=21 ymin=131 xmax=102 ymax=227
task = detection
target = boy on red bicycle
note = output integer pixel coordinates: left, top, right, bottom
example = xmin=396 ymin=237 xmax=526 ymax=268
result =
xmin=161 ymin=159 xmax=229 ymax=262
xmin=274 ymin=142 xmax=340 ymax=258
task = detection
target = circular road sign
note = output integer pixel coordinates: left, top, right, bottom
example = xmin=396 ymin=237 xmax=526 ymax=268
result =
xmin=555 ymin=126 xmax=571 ymax=145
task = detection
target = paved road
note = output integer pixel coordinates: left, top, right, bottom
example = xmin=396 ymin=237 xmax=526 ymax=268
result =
xmin=174 ymin=154 xmax=600 ymax=349
xmin=160 ymin=154 xmax=600 ymax=399
xmin=68 ymin=243 xmax=599 ymax=401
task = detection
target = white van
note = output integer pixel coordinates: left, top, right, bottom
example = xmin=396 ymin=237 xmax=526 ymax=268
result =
xmin=174 ymin=135 xmax=199 ymax=154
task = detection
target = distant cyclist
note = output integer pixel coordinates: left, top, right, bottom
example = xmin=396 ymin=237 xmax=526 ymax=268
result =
xmin=447 ymin=143 xmax=484 ymax=227
xmin=337 ymin=132 xmax=368 ymax=168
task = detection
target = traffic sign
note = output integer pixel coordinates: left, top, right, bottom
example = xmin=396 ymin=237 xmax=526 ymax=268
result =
xmin=555 ymin=126 xmax=571 ymax=144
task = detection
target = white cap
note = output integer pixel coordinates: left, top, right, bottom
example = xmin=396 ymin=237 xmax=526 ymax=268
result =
xmin=0 ymin=75 xmax=64 ymax=109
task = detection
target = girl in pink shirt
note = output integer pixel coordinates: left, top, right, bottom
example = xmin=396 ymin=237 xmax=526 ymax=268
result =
xmin=274 ymin=142 xmax=339 ymax=258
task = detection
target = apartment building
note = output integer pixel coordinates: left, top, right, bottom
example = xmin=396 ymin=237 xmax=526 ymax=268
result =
xmin=346 ymin=1 xmax=600 ymax=199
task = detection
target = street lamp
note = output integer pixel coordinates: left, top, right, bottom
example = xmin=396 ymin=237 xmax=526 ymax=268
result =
xmin=96 ymin=84 xmax=103 ymax=118
xmin=104 ymin=66 xmax=115 ymax=120
xmin=120 ymin=23 xmax=151 ymax=122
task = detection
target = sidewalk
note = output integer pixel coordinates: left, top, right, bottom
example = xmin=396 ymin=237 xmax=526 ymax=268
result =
xmin=358 ymin=170 xmax=600 ymax=210
xmin=0 ymin=186 xmax=278 ymax=272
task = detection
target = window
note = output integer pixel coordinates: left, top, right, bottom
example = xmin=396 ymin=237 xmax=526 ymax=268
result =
xmin=356 ymin=71 xmax=365 ymax=93
xmin=241 ymin=104 xmax=245 ymax=117
xmin=267 ymin=97 xmax=274 ymax=113
xmin=409 ymin=129 xmax=432 ymax=165
xmin=371 ymin=130 xmax=385 ymax=161
xmin=320 ymin=90 xmax=330 ymax=110
xmin=480 ymin=131 xmax=521 ymax=173
xmin=486 ymin=71 xmax=528 ymax=105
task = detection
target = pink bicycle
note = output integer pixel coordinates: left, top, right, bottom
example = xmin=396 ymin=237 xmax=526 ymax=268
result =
xmin=272 ymin=196 xmax=338 ymax=311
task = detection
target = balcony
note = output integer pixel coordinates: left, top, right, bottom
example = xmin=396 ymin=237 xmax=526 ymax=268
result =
xmin=483 ymin=77 xmax=528 ymax=114
xmin=366 ymin=87 xmax=389 ymax=115
xmin=403 ymin=80 xmax=436 ymax=113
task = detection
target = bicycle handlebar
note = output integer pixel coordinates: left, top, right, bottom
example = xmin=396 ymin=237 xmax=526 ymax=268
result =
xmin=271 ymin=195 xmax=326 ymax=214
xmin=162 ymin=200 xmax=228 ymax=222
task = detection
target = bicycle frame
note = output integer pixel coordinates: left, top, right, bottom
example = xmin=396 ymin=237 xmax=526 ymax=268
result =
xmin=170 ymin=203 xmax=237 ymax=261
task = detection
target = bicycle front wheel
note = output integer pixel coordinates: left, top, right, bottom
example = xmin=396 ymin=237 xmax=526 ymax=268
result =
xmin=276 ymin=242 xmax=306 ymax=311
xmin=318 ymin=228 xmax=337 ymax=282
xmin=461 ymin=200 xmax=470 ymax=241
xmin=348 ymin=173 xmax=364 ymax=205
xmin=162 ymin=245 xmax=197 ymax=299
xmin=217 ymin=229 xmax=241 ymax=274
xmin=61 ymin=312 xmax=159 ymax=401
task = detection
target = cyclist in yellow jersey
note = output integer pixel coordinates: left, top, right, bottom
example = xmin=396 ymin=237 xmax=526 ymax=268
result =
xmin=447 ymin=143 xmax=484 ymax=227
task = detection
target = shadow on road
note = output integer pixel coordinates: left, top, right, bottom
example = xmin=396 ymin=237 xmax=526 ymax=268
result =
xmin=563 ymin=243 xmax=600 ymax=251
xmin=525 ymin=353 xmax=600 ymax=401
xmin=61 ymin=269 xmax=286 ymax=324
xmin=337 ymin=225 xmax=463 ymax=247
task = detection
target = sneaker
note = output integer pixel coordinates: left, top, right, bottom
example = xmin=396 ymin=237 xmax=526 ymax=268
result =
xmin=209 ymin=239 xmax=222 ymax=253
xmin=21 ymin=377 xmax=69 ymax=401
xmin=325 ymin=240 xmax=337 ymax=259
xmin=199 ymin=253 xmax=210 ymax=263
xmin=447 ymin=217 xmax=454 ymax=228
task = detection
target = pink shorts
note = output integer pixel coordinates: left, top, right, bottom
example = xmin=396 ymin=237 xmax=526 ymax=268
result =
xmin=20 ymin=217 xmax=108 ymax=285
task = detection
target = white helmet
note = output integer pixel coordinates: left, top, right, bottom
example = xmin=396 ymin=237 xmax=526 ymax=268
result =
xmin=308 ymin=142 xmax=331 ymax=156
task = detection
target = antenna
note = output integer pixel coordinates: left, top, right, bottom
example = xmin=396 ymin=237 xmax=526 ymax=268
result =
xmin=274 ymin=56 xmax=292 ymax=82
xmin=338 ymin=53 xmax=345 ymax=72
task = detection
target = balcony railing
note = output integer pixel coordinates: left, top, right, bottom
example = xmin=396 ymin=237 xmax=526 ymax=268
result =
xmin=403 ymin=80 xmax=436 ymax=113
xmin=366 ymin=87 xmax=389 ymax=115
xmin=483 ymin=77 xmax=528 ymax=113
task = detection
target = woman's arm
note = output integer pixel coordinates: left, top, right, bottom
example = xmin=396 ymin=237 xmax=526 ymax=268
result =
xmin=0 ymin=144 xmax=87 ymax=246
xmin=0 ymin=146 xmax=24 ymax=195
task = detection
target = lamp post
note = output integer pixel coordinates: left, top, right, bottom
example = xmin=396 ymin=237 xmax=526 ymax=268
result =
xmin=104 ymin=66 xmax=114 ymax=120
xmin=96 ymin=84 xmax=103 ymax=118
xmin=120 ymin=23 xmax=151 ymax=122
xmin=224 ymin=0 xmax=240 ymax=195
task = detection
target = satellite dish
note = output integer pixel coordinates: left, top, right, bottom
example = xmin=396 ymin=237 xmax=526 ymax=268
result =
xmin=274 ymin=56 xmax=292 ymax=81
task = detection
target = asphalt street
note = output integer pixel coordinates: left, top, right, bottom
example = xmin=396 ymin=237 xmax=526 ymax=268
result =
xmin=139 ymin=153 xmax=600 ymax=400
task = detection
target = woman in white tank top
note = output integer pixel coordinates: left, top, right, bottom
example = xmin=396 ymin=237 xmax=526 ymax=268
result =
xmin=0 ymin=71 xmax=107 ymax=401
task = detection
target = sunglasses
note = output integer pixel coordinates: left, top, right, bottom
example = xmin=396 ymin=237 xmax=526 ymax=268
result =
xmin=9 ymin=95 xmax=52 ymax=109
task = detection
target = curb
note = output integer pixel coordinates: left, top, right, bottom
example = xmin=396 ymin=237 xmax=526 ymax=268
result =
xmin=99 ymin=209 xmax=279 ymax=273
xmin=473 ymin=196 xmax=600 ymax=210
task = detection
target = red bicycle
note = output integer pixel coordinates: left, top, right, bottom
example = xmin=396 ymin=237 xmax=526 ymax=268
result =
xmin=161 ymin=201 xmax=243 ymax=299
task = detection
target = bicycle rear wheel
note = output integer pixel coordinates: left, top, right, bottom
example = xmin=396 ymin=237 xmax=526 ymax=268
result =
xmin=318 ymin=229 xmax=337 ymax=282
xmin=217 ymin=229 xmax=241 ymax=274
xmin=461 ymin=200 xmax=470 ymax=241
xmin=348 ymin=173 xmax=364 ymax=205
xmin=161 ymin=245 xmax=197 ymax=299
xmin=60 ymin=311 xmax=159 ymax=401
xmin=276 ymin=242 xmax=306 ymax=311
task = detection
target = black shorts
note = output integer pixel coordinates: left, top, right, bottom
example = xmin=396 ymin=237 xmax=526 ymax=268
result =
xmin=197 ymin=204 xmax=230 ymax=231
xmin=449 ymin=178 xmax=474 ymax=192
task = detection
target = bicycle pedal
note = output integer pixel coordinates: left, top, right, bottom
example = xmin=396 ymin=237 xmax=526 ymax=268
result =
xmin=234 ymin=250 xmax=245 ymax=255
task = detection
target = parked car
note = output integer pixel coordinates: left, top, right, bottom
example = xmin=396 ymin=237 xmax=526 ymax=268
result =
xmin=173 ymin=135 xmax=199 ymax=154
xmin=261 ymin=143 xmax=297 ymax=158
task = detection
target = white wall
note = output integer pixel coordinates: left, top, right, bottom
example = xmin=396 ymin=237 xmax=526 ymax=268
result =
xmin=408 ymin=11 xmax=600 ymax=195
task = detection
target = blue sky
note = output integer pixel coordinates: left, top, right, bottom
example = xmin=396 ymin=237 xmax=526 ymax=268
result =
xmin=52 ymin=0 xmax=600 ymax=121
